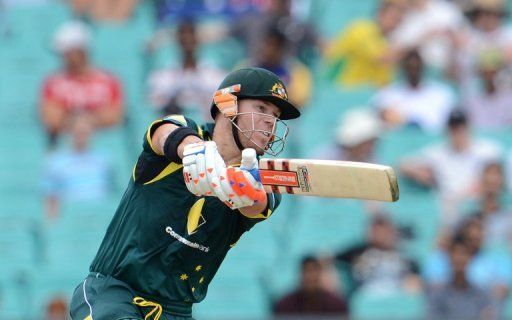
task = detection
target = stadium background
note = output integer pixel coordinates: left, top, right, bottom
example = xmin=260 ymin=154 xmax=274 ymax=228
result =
xmin=1 ymin=0 xmax=512 ymax=319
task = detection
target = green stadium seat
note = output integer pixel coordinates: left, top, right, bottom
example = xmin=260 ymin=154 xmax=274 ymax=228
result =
xmin=0 ymin=214 xmax=40 ymax=318
xmin=194 ymin=271 xmax=269 ymax=319
xmin=502 ymin=293 xmax=512 ymax=319
xmin=310 ymin=0 xmax=379 ymax=39
xmin=377 ymin=126 xmax=441 ymax=166
xmin=475 ymin=128 xmax=512 ymax=150
xmin=42 ymin=200 xmax=116 ymax=284
xmin=0 ymin=216 xmax=36 ymax=270
xmin=298 ymin=82 xmax=376 ymax=156
xmin=289 ymin=197 xmax=370 ymax=259
xmin=0 ymin=267 xmax=36 ymax=319
xmin=3 ymin=1 xmax=491 ymax=318
xmin=350 ymin=289 xmax=426 ymax=320
xmin=384 ymin=188 xmax=440 ymax=263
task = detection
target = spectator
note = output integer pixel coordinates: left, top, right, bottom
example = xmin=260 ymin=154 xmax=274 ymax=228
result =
xmin=470 ymin=162 xmax=512 ymax=249
xmin=335 ymin=215 xmax=421 ymax=296
xmin=42 ymin=114 xmax=113 ymax=220
xmin=45 ymin=296 xmax=69 ymax=320
xmin=40 ymin=21 xmax=124 ymax=148
xmin=315 ymin=108 xmax=387 ymax=214
xmin=238 ymin=25 xmax=312 ymax=109
xmin=2 ymin=0 xmax=50 ymax=5
xmin=70 ymin=0 xmax=138 ymax=22
xmin=400 ymin=109 xmax=503 ymax=226
xmin=273 ymin=255 xmax=349 ymax=318
xmin=373 ymin=49 xmax=456 ymax=133
xmin=392 ymin=0 xmax=464 ymax=70
xmin=316 ymin=108 xmax=382 ymax=163
xmin=507 ymin=150 xmax=512 ymax=193
xmin=231 ymin=0 xmax=318 ymax=65
xmin=147 ymin=20 xmax=226 ymax=121
xmin=462 ymin=50 xmax=512 ymax=130
xmin=324 ymin=0 xmax=406 ymax=87
xmin=424 ymin=216 xmax=512 ymax=310
xmin=235 ymin=24 xmax=312 ymax=158
xmin=427 ymin=237 xmax=495 ymax=320
xmin=452 ymin=0 xmax=512 ymax=79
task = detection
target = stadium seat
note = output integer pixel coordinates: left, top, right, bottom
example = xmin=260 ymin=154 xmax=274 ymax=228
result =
xmin=194 ymin=269 xmax=270 ymax=319
xmin=298 ymin=81 xmax=376 ymax=155
xmin=350 ymin=289 xmax=426 ymax=320
xmin=310 ymin=0 xmax=378 ymax=39
xmin=377 ymin=126 xmax=441 ymax=166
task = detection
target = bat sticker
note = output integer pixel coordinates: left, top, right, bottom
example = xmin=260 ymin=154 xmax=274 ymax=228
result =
xmin=297 ymin=165 xmax=311 ymax=193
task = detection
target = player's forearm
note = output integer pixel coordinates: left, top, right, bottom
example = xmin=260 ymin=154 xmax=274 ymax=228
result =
xmin=41 ymin=102 xmax=67 ymax=132
xmin=93 ymin=105 xmax=123 ymax=127
xmin=400 ymin=163 xmax=435 ymax=186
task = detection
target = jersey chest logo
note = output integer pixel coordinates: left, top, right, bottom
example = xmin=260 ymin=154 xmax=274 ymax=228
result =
xmin=187 ymin=198 xmax=206 ymax=235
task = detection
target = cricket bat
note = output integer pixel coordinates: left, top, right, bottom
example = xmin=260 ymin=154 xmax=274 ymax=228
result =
xmin=257 ymin=158 xmax=399 ymax=202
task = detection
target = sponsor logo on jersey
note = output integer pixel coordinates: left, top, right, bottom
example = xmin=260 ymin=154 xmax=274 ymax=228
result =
xmin=165 ymin=227 xmax=210 ymax=253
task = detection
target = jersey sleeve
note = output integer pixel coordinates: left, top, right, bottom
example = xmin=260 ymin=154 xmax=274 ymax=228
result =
xmin=236 ymin=193 xmax=282 ymax=232
xmin=132 ymin=115 xmax=204 ymax=185
xmin=228 ymin=193 xmax=282 ymax=248
xmin=142 ymin=114 xmax=203 ymax=155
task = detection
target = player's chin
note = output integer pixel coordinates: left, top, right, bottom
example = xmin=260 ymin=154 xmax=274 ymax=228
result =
xmin=244 ymin=139 xmax=267 ymax=155
xmin=255 ymin=147 xmax=265 ymax=156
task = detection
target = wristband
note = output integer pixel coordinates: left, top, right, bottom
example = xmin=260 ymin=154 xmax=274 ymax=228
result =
xmin=163 ymin=127 xmax=200 ymax=164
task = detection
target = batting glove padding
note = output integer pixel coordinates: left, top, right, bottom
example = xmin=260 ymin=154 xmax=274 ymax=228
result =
xmin=222 ymin=148 xmax=266 ymax=209
xmin=183 ymin=141 xmax=220 ymax=197
xmin=183 ymin=143 xmax=265 ymax=210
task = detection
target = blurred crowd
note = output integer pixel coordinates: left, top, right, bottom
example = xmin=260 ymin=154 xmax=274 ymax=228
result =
xmin=2 ymin=0 xmax=512 ymax=318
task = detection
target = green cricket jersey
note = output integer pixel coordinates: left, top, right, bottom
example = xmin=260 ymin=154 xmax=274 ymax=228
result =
xmin=90 ymin=115 xmax=281 ymax=317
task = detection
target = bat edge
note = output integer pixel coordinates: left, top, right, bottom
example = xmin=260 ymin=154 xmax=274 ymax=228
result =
xmin=384 ymin=167 xmax=400 ymax=202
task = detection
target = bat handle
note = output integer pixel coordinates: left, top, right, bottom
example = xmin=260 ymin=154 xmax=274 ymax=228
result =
xmin=241 ymin=148 xmax=257 ymax=170
xmin=241 ymin=148 xmax=260 ymax=182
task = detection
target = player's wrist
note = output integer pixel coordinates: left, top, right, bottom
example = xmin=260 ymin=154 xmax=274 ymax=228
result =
xmin=163 ymin=127 xmax=202 ymax=163
xmin=178 ymin=136 xmax=205 ymax=158
xmin=238 ymin=196 xmax=268 ymax=217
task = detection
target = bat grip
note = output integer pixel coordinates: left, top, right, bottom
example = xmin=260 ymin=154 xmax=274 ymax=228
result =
xmin=241 ymin=148 xmax=260 ymax=182
xmin=241 ymin=148 xmax=257 ymax=170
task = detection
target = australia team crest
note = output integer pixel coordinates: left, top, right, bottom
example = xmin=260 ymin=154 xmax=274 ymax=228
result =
xmin=270 ymin=82 xmax=288 ymax=100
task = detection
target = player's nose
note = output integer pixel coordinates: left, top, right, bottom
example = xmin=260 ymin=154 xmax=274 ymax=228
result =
xmin=262 ymin=116 xmax=274 ymax=131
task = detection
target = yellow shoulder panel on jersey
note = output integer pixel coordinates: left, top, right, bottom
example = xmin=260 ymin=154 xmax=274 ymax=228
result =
xmin=143 ymin=162 xmax=183 ymax=185
xmin=197 ymin=125 xmax=204 ymax=139
xmin=164 ymin=115 xmax=187 ymax=126
xmin=241 ymin=208 xmax=273 ymax=220
xmin=240 ymin=193 xmax=275 ymax=219
xmin=146 ymin=115 xmax=189 ymax=154
xmin=146 ymin=120 xmax=162 ymax=154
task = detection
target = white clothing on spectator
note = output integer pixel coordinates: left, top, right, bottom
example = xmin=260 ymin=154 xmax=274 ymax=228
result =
xmin=373 ymin=81 xmax=456 ymax=133
xmin=392 ymin=0 xmax=464 ymax=69
xmin=463 ymin=86 xmax=512 ymax=130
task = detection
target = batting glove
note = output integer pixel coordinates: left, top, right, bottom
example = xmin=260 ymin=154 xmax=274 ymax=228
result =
xmin=182 ymin=141 xmax=222 ymax=197
xmin=219 ymin=149 xmax=266 ymax=209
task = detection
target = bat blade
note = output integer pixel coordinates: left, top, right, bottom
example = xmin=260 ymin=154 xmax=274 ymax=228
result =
xmin=258 ymin=159 xmax=399 ymax=202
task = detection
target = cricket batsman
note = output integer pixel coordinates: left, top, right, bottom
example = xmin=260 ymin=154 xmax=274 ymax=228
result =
xmin=70 ymin=67 xmax=301 ymax=320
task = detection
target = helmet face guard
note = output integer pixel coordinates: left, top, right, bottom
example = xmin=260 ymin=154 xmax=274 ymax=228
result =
xmin=230 ymin=112 xmax=289 ymax=156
